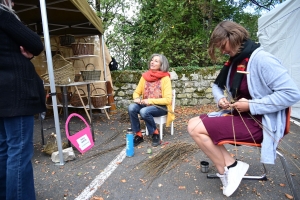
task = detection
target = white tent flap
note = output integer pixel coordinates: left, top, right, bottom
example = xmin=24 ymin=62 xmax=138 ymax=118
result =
xmin=258 ymin=0 xmax=300 ymax=119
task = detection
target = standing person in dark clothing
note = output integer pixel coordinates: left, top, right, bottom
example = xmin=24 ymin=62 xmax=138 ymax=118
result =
xmin=0 ymin=0 xmax=45 ymax=199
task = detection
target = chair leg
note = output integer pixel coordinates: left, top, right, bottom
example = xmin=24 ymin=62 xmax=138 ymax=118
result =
xmin=207 ymin=163 xmax=267 ymax=180
xmin=159 ymin=120 xmax=163 ymax=140
xmin=171 ymin=121 xmax=174 ymax=136
xmin=145 ymin=127 xmax=149 ymax=136
xmin=276 ymin=150 xmax=299 ymax=200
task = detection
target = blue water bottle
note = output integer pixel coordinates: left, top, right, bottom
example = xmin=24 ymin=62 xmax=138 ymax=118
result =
xmin=126 ymin=128 xmax=134 ymax=157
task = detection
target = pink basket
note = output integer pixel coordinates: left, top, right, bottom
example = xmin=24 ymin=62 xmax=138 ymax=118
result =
xmin=65 ymin=113 xmax=94 ymax=154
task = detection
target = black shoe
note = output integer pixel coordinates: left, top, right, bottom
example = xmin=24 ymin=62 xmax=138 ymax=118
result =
xmin=134 ymin=135 xmax=144 ymax=147
xmin=152 ymin=134 xmax=160 ymax=147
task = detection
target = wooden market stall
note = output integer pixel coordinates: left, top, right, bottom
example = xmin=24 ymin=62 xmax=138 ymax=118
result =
xmin=14 ymin=0 xmax=116 ymax=114
xmin=14 ymin=0 xmax=116 ymax=164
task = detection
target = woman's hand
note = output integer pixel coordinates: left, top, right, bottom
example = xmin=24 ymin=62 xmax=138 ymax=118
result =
xmin=230 ymin=98 xmax=249 ymax=112
xmin=134 ymin=98 xmax=141 ymax=104
xmin=218 ymin=97 xmax=230 ymax=109
xmin=20 ymin=46 xmax=34 ymax=59
xmin=140 ymin=99 xmax=149 ymax=105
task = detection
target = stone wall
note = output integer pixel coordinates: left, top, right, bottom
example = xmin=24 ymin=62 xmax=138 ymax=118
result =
xmin=111 ymin=69 xmax=219 ymax=108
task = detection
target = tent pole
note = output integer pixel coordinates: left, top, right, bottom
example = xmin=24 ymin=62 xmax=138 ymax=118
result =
xmin=101 ymin=35 xmax=107 ymax=81
xmin=39 ymin=0 xmax=65 ymax=165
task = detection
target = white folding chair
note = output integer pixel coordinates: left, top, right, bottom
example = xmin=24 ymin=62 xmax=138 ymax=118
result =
xmin=145 ymin=89 xmax=176 ymax=140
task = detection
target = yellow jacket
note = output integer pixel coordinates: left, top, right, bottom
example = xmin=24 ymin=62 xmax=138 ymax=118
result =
xmin=133 ymin=76 xmax=175 ymax=127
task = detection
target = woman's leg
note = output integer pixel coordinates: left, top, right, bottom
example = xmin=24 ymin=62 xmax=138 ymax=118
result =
xmin=188 ymin=116 xmax=250 ymax=197
xmin=5 ymin=115 xmax=36 ymax=200
xmin=0 ymin=118 xmax=8 ymax=199
xmin=140 ymin=105 xmax=167 ymax=135
xmin=128 ymin=103 xmax=144 ymax=133
xmin=187 ymin=116 xmax=235 ymax=174
xmin=140 ymin=105 xmax=167 ymax=146
xmin=128 ymin=103 xmax=147 ymax=146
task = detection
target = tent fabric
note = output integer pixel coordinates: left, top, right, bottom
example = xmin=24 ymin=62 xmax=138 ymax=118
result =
xmin=258 ymin=0 xmax=300 ymax=119
xmin=70 ymin=0 xmax=104 ymax=34
xmin=14 ymin=0 xmax=104 ymax=35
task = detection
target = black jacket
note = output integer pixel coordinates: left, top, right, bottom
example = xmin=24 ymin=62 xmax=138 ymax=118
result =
xmin=0 ymin=7 xmax=46 ymax=117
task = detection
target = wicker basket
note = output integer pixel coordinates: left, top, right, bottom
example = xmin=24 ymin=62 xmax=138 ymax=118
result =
xmin=41 ymin=54 xmax=75 ymax=85
xmin=71 ymin=38 xmax=94 ymax=56
xmin=44 ymin=45 xmax=62 ymax=57
xmin=91 ymin=88 xmax=107 ymax=108
xmin=70 ymin=89 xmax=88 ymax=107
xmin=74 ymin=74 xmax=81 ymax=82
xmin=57 ymin=92 xmax=72 ymax=104
xmin=81 ymin=63 xmax=101 ymax=81
xmin=59 ymin=34 xmax=75 ymax=46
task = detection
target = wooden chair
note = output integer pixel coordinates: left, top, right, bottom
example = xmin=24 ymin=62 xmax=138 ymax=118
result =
xmin=145 ymin=89 xmax=176 ymax=140
xmin=207 ymin=107 xmax=299 ymax=200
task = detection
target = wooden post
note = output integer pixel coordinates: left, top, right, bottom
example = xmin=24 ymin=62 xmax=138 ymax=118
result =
xmin=106 ymin=81 xmax=117 ymax=114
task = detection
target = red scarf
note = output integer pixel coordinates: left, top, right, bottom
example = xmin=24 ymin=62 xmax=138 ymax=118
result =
xmin=142 ymin=70 xmax=170 ymax=82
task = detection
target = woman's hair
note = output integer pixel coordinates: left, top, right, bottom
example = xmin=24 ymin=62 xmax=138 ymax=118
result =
xmin=148 ymin=53 xmax=169 ymax=72
xmin=208 ymin=20 xmax=249 ymax=62
xmin=0 ymin=0 xmax=19 ymax=20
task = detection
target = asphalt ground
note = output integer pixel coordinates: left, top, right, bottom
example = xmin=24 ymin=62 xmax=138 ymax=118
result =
xmin=32 ymin=106 xmax=300 ymax=200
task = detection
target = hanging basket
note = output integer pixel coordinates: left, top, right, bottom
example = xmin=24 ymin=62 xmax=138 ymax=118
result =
xmin=40 ymin=54 xmax=75 ymax=85
xmin=59 ymin=34 xmax=75 ymax=46
xmin=81 ymin=63 xmax=101 ymax=81
xmin=71 ymin=38 xmax=94 ymax=56
xmin=91 ymin=88 xmax=107 ymax=108
xmin=70 ymin=89 xmax=88 ymax=107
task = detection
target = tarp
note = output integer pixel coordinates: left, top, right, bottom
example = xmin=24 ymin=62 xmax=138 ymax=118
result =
xmin=258 ymin=0 xmax=300 ymax=119
xmin=14 ymin=0 xmax=104 ymax=35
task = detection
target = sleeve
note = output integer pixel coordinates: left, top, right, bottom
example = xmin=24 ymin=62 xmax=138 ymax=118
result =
xmin=249 ymin=54 xmax=300 ymax=115
xmin=133 ymin=77 xmax=144 ymax=100
xmin=212 ymin=83 xmax=226 ymax=105
xmin=0 ymin=10 xmax=44 ymax=55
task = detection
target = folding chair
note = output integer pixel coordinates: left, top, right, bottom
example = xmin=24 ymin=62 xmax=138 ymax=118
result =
xmin=145 ymin=89 xmax=176 ymax=140
xmin=207 ymin=107 xmax=299 ymax=200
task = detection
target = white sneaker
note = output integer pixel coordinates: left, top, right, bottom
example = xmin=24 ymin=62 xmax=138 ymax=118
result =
xmin=223 ymin=161 xmax=249 ymax=197
xmin=217 ymin=171 xmax=228 ymax=192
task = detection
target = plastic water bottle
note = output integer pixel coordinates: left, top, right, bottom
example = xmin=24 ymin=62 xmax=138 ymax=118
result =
xmin=126 ymin=128 xmax=134 ymax=157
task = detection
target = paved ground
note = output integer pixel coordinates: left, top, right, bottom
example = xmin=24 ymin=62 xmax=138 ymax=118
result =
xmin=32 ymin=106 xmax=300 ymax=200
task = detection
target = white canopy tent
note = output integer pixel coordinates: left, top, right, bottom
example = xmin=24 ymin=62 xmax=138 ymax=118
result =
xmin=258 ymin=0 xmax=300 ymax=119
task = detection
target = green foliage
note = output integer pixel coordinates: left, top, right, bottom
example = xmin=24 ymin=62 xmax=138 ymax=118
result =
xmin=90 ymin=0 xmax=286 ymax=69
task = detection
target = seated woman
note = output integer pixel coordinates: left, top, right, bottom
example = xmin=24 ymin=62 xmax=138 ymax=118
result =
xmin=128 ymin=53 xmax=174 ymax=147
xmin=187 ymin=21 xmax=300 ymax=197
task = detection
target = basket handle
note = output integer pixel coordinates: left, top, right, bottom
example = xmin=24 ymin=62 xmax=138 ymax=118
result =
xmin=91 ymin=88 xmax=106 ymax=95
xmin=65 ymin=113 xmax=90 ymax=138
xmin=75 ymin=37 xmax=87 ymax=44
xmin=72 ymin=37 xmax=88 ymax=55
xmin=73 ymin=88 xmax=86 ymax=96
xmin=85 ymin=63 xmax=95 ymax=71
xmin=51 ymin=54 xmax=71 ymax=70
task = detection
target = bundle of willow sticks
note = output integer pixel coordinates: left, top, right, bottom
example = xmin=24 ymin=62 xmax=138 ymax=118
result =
xmin=137 ymin=141 xmax=199 ymax=184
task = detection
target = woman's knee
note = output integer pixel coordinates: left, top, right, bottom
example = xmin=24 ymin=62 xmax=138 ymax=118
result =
xmin=139 ymin=107 xmax=149 ymax=118
xmin=128 ymin=103 xmax=137 ymax=113
xmin=187 ymin=117 xmax=205 ymax=136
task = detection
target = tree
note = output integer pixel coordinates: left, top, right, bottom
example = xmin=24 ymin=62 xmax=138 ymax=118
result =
xmin=90 ymin=0 xmax=285 ymax=69
xmin=125 ymin=0 xmax=260 ymax=69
